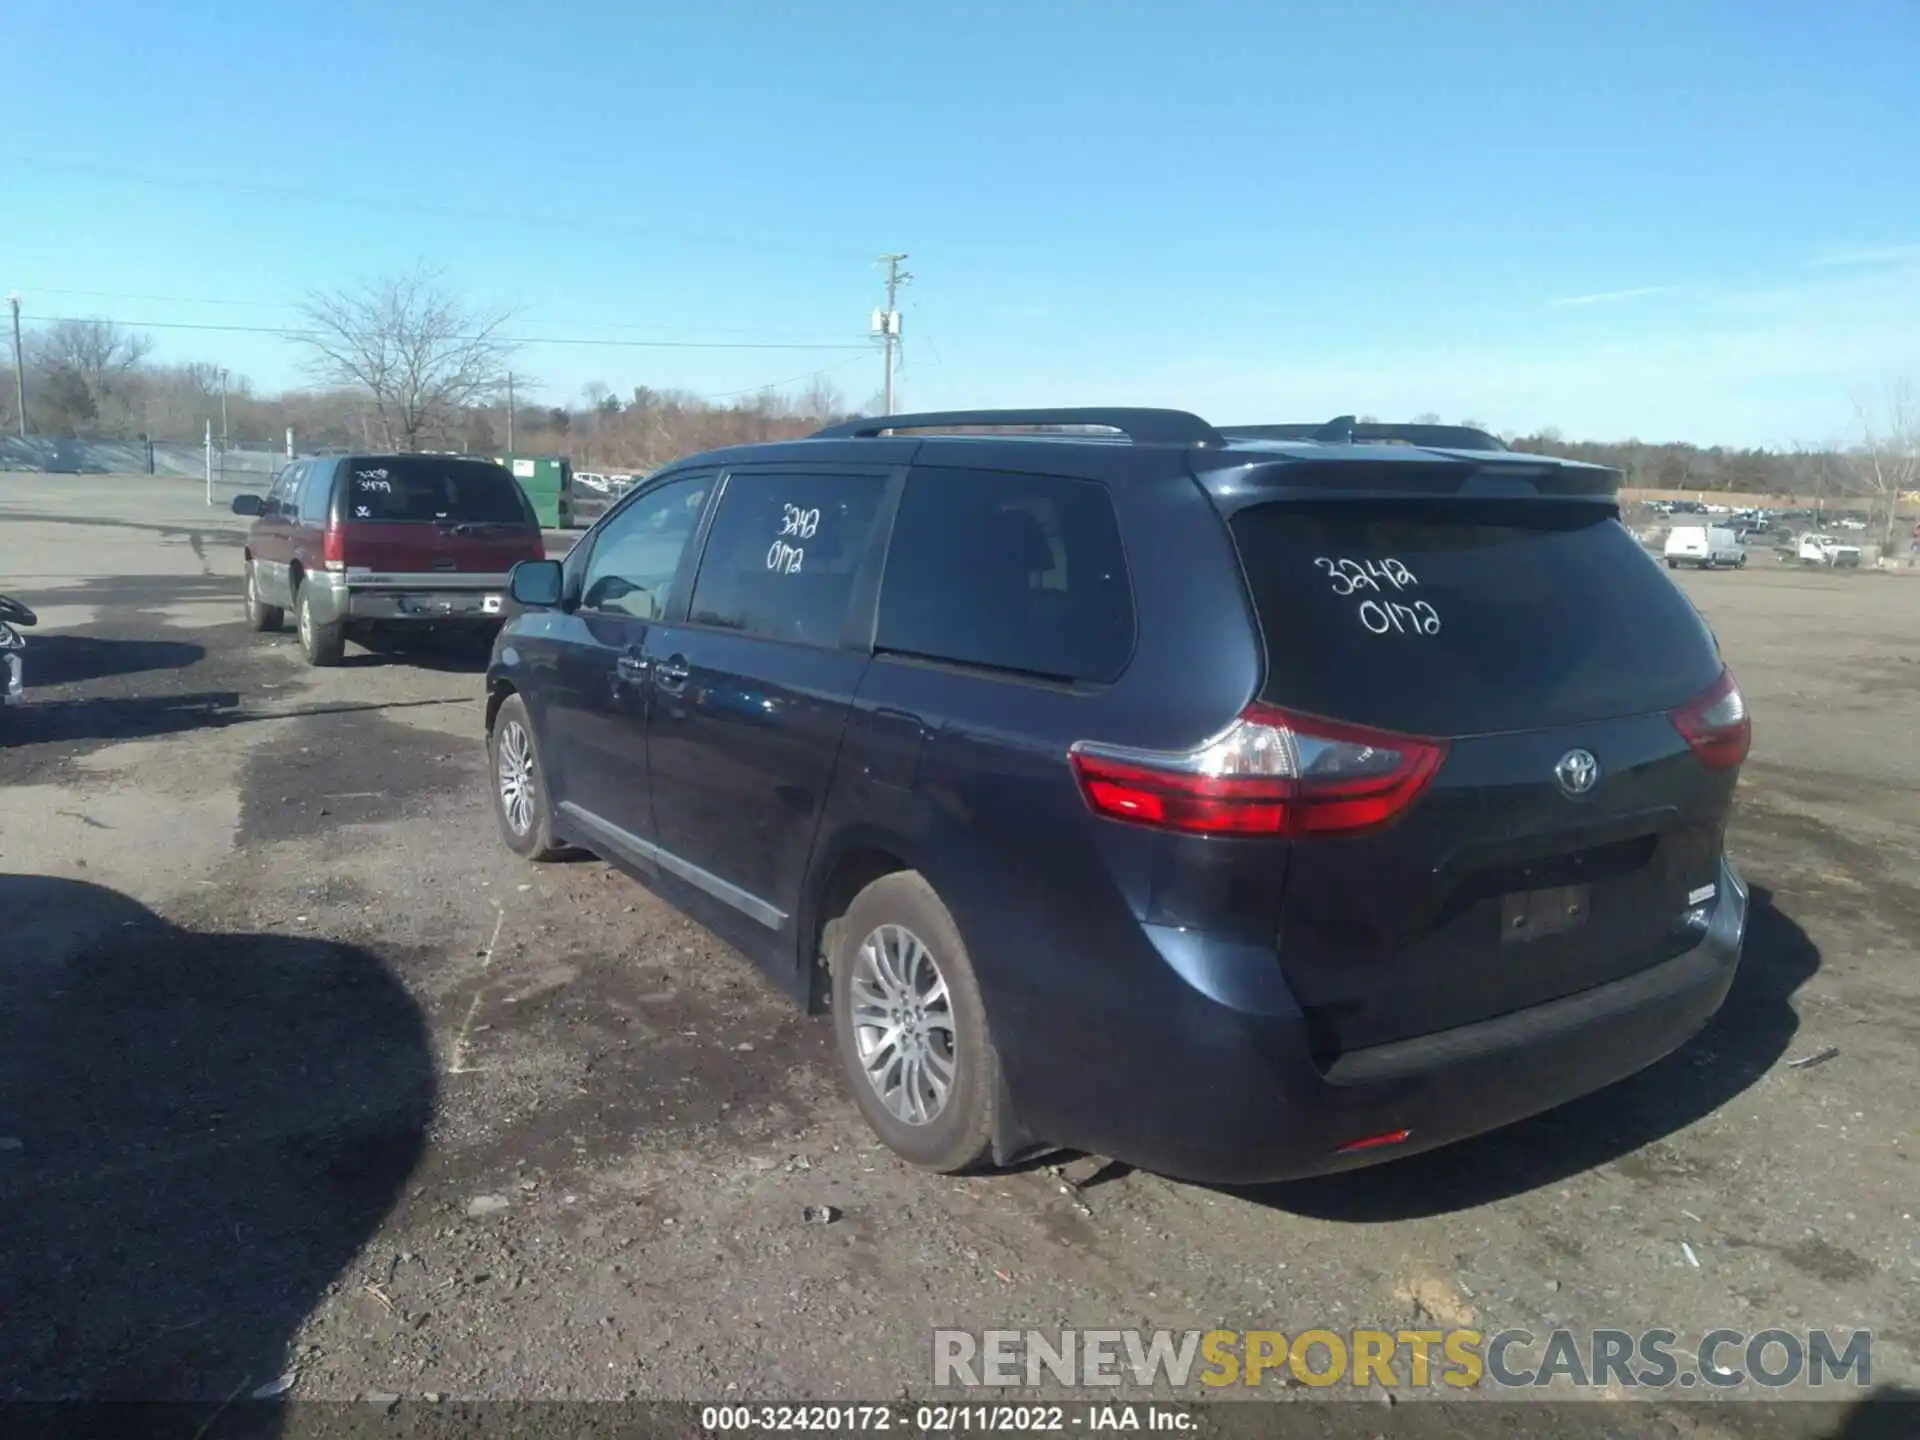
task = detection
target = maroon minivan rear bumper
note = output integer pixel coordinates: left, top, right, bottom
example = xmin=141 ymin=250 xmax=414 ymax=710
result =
xmin=303 ymin=571 xmax=510 ymax=626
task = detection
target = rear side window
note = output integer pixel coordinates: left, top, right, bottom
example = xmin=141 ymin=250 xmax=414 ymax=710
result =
xmin=876 ymin=467 xmax=1134 ymax=683
xmin=266 ymin=463 xmax=303 ymax=516
xmin=342 ymin=457 xmax=533 ymax=525
xmin=297 ymin=459 xmax=336 ymax=523
xmin=689 ymin=470 xmax=889 ymax=646
xmin=1229 ymin=500 xmax=1722 ymax=735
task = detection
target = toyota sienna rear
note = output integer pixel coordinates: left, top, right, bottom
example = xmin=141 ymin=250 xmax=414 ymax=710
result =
xmin=485 ymin=409 xmax=1750 ymax=1183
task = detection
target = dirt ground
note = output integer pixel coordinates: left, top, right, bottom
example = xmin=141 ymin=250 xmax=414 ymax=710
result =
xmin=1 ymin=473 xmax=1914 ymax=1434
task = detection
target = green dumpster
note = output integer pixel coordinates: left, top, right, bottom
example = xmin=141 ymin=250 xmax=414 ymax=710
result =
xmin=499 ymin=454 xmax=574 ymax=530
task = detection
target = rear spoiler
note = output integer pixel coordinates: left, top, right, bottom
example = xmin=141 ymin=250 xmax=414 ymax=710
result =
xmin=1221 ymin=417 xmax=1510 ymax=452
xmin=1213 ymin=455 xmax=1623 ymax=507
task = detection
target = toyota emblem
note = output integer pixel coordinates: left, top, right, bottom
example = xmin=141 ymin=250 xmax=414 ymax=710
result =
xmin=1555 ymin=748 xmax=1599 ymax=796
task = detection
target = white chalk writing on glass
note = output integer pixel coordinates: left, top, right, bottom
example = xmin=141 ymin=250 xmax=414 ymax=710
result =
xmin=779 ymin=504 xmax=820 ymax=540
xmin=1313 ymin=556 xmax=1435 ymax=635
xmin=766 ymin=539 xmax=804 ymax=575
xmin=1359 ymin=599 xmax=1442 ymax=636
xmin=1314 ymin=556 xmax=1417 ymax=596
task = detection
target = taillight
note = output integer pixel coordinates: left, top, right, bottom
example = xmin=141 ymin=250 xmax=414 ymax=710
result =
xmin=322 ymin=525 xmax=345 ymax=569
xmin=1671 ymin=667 xmax=1750 ymax=769
xmin=1069 ymin=704 xmax=1448 ymax=838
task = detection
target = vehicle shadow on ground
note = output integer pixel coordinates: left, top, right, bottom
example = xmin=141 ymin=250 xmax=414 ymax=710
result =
xmin=16 ymin=634 xmax=206 ymax=686
xmin=1236 ymin=885 xmax=1817 ymax=1220
xmin=336 ymin=631 xmax=494 ymax=675
xmin=1819 ymin=1388 xmax=1920 ymax=1440
xmin=3 ymin=692 xmax=464 ymax=749
xmin=0 ymin=874 xmax=435 ymax=1405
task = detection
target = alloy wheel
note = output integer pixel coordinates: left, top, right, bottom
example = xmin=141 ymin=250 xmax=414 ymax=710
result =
xmin=497 ymin=719 xmax=536 ymax=835
xmin=849 ymin=923 xmax=957 ymax=1125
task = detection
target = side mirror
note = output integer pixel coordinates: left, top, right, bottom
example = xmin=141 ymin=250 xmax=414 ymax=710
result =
xmin=230 ymin=494 xmax=264 ymax=517
xmin=509 ymin=558 xmax=564 ymax=608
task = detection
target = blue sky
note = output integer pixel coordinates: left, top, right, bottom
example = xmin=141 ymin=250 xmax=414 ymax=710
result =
xmin=5 ymin=0 xmax=1917 ymax=445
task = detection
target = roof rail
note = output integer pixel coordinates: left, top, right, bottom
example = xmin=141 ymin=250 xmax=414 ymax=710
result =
xmin=1221 ymin=417 xmax=1509 ymax=452
xmin=810 ymin=408 xmax=1225 ymax=446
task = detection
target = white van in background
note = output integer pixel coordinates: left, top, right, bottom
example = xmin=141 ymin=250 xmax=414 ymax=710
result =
xmin=1665 ymin=525 xmax=1747 ymax=570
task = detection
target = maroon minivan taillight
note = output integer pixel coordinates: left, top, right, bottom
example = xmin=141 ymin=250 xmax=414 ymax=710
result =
xmin=1069 ymin=704 xmax=1449 ymax=838
xmin=1670 ymin=667 xmax=1750 ymax=769
xmin=322 ymin=525 xmax=346 ymax=569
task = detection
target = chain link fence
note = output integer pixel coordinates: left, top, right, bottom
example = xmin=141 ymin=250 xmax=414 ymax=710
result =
xmin=0 ymin=433 xmax=304 ymax=509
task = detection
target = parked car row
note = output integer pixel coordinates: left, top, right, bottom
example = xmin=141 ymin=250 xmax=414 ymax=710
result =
xmin=1650 ymin=514 xmax=1873 ymax=573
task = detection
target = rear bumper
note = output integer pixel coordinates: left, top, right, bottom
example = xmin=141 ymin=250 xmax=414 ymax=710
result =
xmin=302 ymin=572 xmax=508 ymax=626
xmin=1011 ymin=859 xmax=1748 ymax=1185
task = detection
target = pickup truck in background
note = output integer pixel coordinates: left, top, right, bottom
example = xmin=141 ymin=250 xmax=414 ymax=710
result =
xmin=1797 ymin=533 xmax=1863 ymax=568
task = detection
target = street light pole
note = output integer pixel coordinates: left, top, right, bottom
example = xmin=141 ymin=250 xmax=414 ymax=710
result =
xmin=219 ymin=369 xmax=229 ymax=451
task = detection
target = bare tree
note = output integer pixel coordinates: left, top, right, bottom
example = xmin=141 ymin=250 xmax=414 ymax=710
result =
xmin=25 ymin=319 xmax=153 ymax=433
xmin=293 ymin=267 xmax=516 ymax=451
xmin=1849 ymin=381 xmax=1919 ymax=552
xmin=796 ymin=376 xmax=848 ymax=423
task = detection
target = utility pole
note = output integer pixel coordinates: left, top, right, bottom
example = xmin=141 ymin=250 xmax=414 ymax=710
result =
xmin=872 ymin=253 xmax=910 ymax=415
xmin=7 ymin=292 xmax=24 ymax=437
xmin=506 ymin=371 xmax=515 ymax=453
xmin=219 ymin=368 xmax=230 ymax=451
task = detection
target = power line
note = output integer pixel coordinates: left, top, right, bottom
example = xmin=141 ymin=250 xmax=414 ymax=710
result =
xmin=709 ymin=353 xmax=871 ymax=401
xmin=29 ymin=286 xmax=292 ymax=309
xmin=20 ymin=286 xmax=812 ymax=339
xmin=0 ymin=151 xmax=859 ymax=263
xmin=20 ymin=312 xmax=869 ymax=352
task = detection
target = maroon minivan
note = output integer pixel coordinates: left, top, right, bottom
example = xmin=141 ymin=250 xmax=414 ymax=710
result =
xmin=234 ymin=454 xmax=546 ymax=665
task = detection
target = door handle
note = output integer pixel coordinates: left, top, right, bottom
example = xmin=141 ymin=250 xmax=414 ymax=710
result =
xmin=653 ymin=655 xmax=690 ymax=691
xmin=615 ymin=651 xmax=650 ymax=683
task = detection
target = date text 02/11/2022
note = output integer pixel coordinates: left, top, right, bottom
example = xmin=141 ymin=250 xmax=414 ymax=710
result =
xmin=699 ymin=1404 xmax=1195 ymax=1432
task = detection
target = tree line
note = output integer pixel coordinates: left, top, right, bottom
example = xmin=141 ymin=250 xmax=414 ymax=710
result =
xmin=0 ymin=321 xmax=856 ymax=468
xmin=4 ymin=269 xmax=1912 ymax=542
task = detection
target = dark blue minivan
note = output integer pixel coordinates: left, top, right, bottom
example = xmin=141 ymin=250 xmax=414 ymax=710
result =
xmin=484 ymin=409 xmax=1751 ymax=1183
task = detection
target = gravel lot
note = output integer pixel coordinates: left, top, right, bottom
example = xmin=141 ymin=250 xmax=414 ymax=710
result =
xmin=1 ymin=473 xmax=1914 ymax=1434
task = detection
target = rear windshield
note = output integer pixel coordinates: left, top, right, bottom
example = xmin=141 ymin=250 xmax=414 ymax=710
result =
xmin=1228 ymin=500 xmax=1722 ymax=736
xmin=340 ymin=458 xmax=533 ymax=525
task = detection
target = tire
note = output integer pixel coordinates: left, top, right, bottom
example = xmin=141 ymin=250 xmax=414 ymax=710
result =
xmin=1666 ymin=559 xmax=1679 ymax=569
xmin=294 ymin=578 xmax=346 ymax=666
xmin=488 ymin=693 xmax=566 ymax=861
xmin=244 ymin=559 xmax=284 ymax=632
xmin=829 ymin=872 xmax=998 ymax=1174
